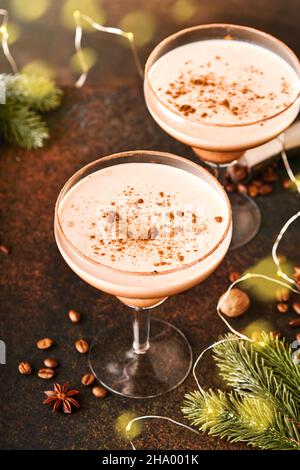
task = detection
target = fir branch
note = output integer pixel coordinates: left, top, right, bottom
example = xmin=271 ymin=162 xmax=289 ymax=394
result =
xmin=213 ymin=334 xmax=300 ymax=420
xmin=0 ymin=100 xmax=49 ymax=149
xmin=183 ymin=390 xmax=300 ymax=450
xmin=3 ymin=74 xmax=62 ymax=112
xmin=254 ymin=332 xmax=300 ymax=404
xmin=182 ymin=333 xmax=300 ymax=450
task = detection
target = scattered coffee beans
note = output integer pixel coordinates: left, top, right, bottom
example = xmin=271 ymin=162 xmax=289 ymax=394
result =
xmin=18 ymin=361 xmax=32 ymax=375
xmin=277 ymin=303 xmax=289 ymax=314
xmin=43 ymin=358 xmax=58 ymax=368
xmin=271 ymin=331 xmax=282 ymax=339
xmin=292 ymin=303 xmax=300 ymax=315
xmin=228 ymin=271 xmax=241 ymax=283
xmin=289 ymin=319 xmax=300 ymax=327
xmin=75 ymin=339 xmax=89 ymax=354
xmin=38 ymin=368 xmax=54 ymax=379
xmin=259 ymin=184 xmax=272 ymax=196
xmin=248 ymin=185 xmax=258 ymax=198
xmin=36 ymin=338 xmax=53 ymax=350
xmin=68 ymin=309 xmax=81 ymax=323
xmin=0 ymin=244 xmax=11 ymax=255
xmin=82 ymin=373 xmax=95 ymax=386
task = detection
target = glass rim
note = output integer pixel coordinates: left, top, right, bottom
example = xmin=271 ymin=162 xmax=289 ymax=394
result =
xmin=55 ymin=150 xmax=232 ymax=277
xmin=144 ymin=23 xmax=300 ymax=128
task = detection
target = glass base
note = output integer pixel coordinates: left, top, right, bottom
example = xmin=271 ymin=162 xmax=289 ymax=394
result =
xmin=229 ymin=192 xmax=261 ymax=250
xmin=89 ymin=318 xmax=192 ymax=399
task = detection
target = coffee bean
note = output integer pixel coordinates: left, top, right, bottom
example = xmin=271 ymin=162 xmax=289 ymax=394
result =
xmin=237 ymin=183 xmax=248 ymax=194
xmin=292 ymin=303 xmax=300 ymax=315
xmin=248 ymin=185 xmax=258 ymax=198
xmin=0 ymin=244 xmax=11 ymax=255
xmin=38 ymin=368 xmax=54 ymax=379
xmin=289 ymin=319 xmax=300 ymax=327
xmin=259 ymin=184 xmax=272 ymax=196
xmin=296 ymin=332 xmax=300 ymax=341
xmin=251 ymin=179 xmax=263 ymax=188
xmin=18 ymin=361 xmax=32 ymax=375
xmin=36 ymin=338 xmax=53 ymax=350
xmin=282 ymin=179 xmax=292 ymax=189
xmin=82 ymin=373 xmax=95 ymax=386
xmin=262 ymin=169 xmax=278 ymax=183
xmin=228 ymin=164 xmax=248 ymax=182
xmin=92 ymin=386 xmax=108 ymax=398
xmin=43 ymin=358 xmax=58 ymax=368
xmin=275 ymin=288 xmax=290 ymax=302
xmin=68 ymin=309 xmax=81 ymax=323
xmin=228 ymin=271 xmax=241 ymax=283
xmin=271 ymin=330 xmax=282 ymax=339
xmin=277 ymin=302 xmax=289 ymax=314
xmin=75 ymin=339 xmax=89 ymax=354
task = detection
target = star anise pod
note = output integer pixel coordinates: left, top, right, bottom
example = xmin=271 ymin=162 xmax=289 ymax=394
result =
xmin=43 ymin=383 xmax=80 ymax=414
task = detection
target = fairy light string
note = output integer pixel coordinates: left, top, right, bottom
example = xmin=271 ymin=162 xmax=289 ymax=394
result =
xmin=73 ymin=10 xmax=144 ymax=88
xmin=126 ymin=133 xmax=300 ymax=448
xmin=0 ymin=9 xmax=18 ymax=73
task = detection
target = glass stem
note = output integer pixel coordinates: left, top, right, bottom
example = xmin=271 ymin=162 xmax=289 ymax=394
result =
xmin=132 ymin=308 xmax=150 ymax=354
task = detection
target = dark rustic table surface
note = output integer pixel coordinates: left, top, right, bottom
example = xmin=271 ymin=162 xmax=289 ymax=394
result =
xmin=1 ymin=0 xmax=300 ymax=451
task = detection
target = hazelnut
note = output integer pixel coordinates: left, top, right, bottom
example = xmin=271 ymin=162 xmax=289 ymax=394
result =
xmin=92 ymin=386 xmax=108 ymax=398
xmin=219 ymin=288 xmax=250 ymax=317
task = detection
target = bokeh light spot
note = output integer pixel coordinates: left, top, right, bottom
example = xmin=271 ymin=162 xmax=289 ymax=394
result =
xmin=171 ymin=0 xmax=197 ymax=23
xmin=242 ymin=255 xmax=294 ymax=302
xmin=11 ymin=0 xmax=49 ymax=21
xmin=115 ymin=412 xmax=142 ymax=441
xmin=287 ymin=172 xmax=300 ymax=192
xmin=243 ymin=319 xmax=273 ymax=341
xmin=21 ymin=60 xmax=55 ymax=79
xmin=119 ymin=11 xmax=157 ymax=47
xmin=0 ymin=22 xmax=21 ymax=45
xmin=70 ymin=47 xmax=97 ymax=73
xmin=61 ymin=0 xmax=106 ymax=31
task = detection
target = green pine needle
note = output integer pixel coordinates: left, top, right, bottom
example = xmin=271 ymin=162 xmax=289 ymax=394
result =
xmin=3 ymin=74 xmax=62 ymax=112
xmin=0 ymin=100 xmax=49 ymax=149
xmin=0 ymin=73 xmax=62 ymax=149
xmin=182 ymin=333 xmax=300 ymax=450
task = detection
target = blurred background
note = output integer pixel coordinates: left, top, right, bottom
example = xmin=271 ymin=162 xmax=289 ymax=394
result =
xmin=0 ymin=0 xmax=299 ymax=87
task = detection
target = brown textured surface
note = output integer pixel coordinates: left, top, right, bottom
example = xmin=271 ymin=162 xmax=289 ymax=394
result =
xmin=1 ymin=85 xmax=300 ymax=450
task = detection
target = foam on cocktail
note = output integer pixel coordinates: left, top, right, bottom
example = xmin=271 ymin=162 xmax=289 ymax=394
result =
xmin=59 ymin=162 xmax=228 ymax=274
xmin=145 ymin=39 xmax=300 ymax=155
xmin=149 ymin=39 xmax=299 ymax=125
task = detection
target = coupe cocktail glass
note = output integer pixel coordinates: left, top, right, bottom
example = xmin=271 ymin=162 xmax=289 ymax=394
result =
xmin=144 ymin=24 xmax=300 ymax=249
xmin=54 ymin=151 xmax=232 ymax=398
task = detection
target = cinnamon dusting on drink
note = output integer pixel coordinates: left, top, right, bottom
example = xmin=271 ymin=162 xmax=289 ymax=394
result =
xmin=154 ymin=41 xmax=298 ymax=124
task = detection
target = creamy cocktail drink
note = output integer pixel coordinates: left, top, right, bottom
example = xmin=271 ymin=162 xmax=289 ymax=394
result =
xmin=145 ymin=24 xmax=300 ymax=250
xmin=145 ymin=25 xmax=300 ymax=163
xmin=57 ymin=162 xmax=230 ymax=307
xmin=54 ymin=151 xmax=231 ymax=398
